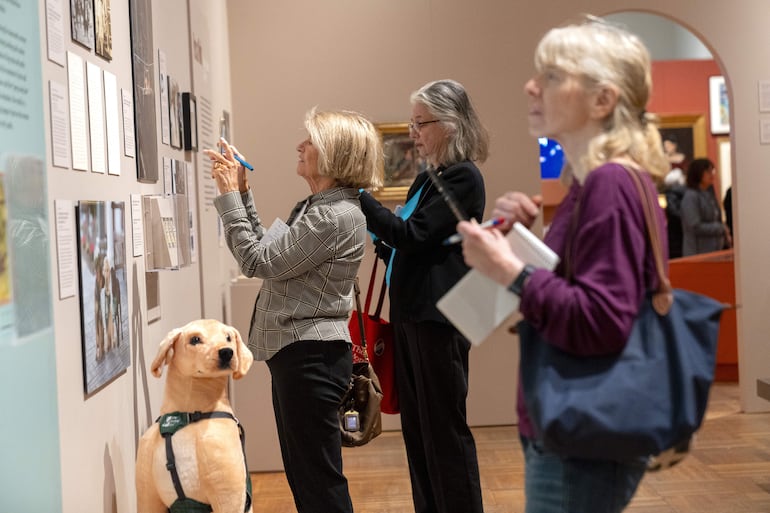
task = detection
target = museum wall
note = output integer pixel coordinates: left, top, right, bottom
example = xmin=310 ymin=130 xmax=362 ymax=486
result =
xmin=30 ymin=0 xmax=236 ymax=511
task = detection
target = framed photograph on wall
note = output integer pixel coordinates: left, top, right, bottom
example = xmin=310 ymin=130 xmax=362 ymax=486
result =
xmin=128 ymin=0 xmax=158 ymax=182
xmin=168 ymin=77 xmax=182 ymax=149
xmin=76 ymin=200 xmax=130 ymax=395
xmin=70 ymin=0 xmax=95 ymax=49
xmin=709 ymin=76 xmax=730 ymax=134
xmin=94 ymin=0 xmax=113 ymax=61
xmin=182 ymin=92 xmax=197 ymax=151
xmin=373 ymin=123 xmax=427 ymax=202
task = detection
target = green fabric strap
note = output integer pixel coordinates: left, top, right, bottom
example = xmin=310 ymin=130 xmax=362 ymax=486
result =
xmin=156 ymin=411 xmax=251 ymax=512
xmin=168 ymin=497 xmax=213 ymax=513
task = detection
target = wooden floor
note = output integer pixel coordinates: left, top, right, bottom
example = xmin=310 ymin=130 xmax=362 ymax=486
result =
xmin=249 ymin=383 xmax=770 ymax=512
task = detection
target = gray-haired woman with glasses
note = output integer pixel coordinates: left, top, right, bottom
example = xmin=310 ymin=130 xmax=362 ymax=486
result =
xmin=359 ymin=79 xmax=489 ymax=513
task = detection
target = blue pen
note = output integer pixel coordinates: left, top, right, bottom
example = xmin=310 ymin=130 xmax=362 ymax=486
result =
xmin=220 ymin=135 xmax=254 ymax=171
xmin=233 ymin=153 xmax=254 ymax=171
xmin=442 ymin=217 xmax=504 ymax=245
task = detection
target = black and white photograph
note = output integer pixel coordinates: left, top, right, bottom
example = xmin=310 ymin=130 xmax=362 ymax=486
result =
xmin=182 ymin=92 xmax=197 ymax=151
xmin=94 ymin=0 xmax=112 ymax=61
xmin=70 ymin=0 xmax=95 ymax=49
xmin=168 ymin=76 xmax=182 ymax=149
xmin=129 ymin=0 xmax=158 ymax=182
xmin=77 ymin=200 xmax=129 ymax=395
xmin=172 ymin=159 xmax=187 ymax=195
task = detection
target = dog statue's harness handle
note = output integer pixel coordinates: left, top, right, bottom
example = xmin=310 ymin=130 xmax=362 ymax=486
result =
xmin=157 ymin=411 xmax=252 ymax=513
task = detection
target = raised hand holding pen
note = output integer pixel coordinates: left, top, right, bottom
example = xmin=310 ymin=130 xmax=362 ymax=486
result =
xmin=203 ymin=138 xmax=250 ymax=194
xmin=457 ymin=218 xmax=524 ymax=287
xmin=492 ymin=192 xmax=543 ymax=233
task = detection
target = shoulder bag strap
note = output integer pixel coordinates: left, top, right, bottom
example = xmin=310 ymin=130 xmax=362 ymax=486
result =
xmin=352 ymin=277 xmax=367 ymax=349
xmin=372 ymin=270 xmax=387 ymax=320
xmin=364 ymin=258 xmax=378 ymax=314
xmin=363 ymin=257 xmax=388 ymax=321
xmin=621 ymin=166 xmax=673 ymax=314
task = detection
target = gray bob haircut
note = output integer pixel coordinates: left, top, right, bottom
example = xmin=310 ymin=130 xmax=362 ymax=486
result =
xmin=305 ymin=108 xmax=384 ymax=189
xmin=410 ymin=79 xmax=489 ymax=166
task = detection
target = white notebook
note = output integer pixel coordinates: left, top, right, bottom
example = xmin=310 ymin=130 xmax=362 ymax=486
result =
xmin=437 ymin=222 xmax=559 ymax=346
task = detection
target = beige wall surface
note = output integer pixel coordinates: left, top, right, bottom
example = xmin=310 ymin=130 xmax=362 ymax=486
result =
xmin=227 ymin=0 xmax=770 ymax=424
xmin=31 ymin=0 xmax=770 ymax=510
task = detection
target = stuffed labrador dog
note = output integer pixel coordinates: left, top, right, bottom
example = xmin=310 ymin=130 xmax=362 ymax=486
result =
xmin=136 ymin=319 xmax=254 ymax=513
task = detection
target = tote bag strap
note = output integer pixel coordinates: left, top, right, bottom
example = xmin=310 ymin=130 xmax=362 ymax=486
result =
xmin=372 ymin=271 xmax=387 ymax=320
xmin=352 ymin=277 xmax=367 ymax=350
xmin=562 ymin=165 xmax=673 ymax=315
xmin=363 ymin=258 xmax=388 ymax=321
xmin=364 ymin=258 xmax=378 ymax=314
xmin=621 ymin=166 xmax=674 ymax=315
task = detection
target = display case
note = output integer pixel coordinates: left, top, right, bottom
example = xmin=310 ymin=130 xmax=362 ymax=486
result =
xmin=142 ymin=194 xmax=191 ymax=270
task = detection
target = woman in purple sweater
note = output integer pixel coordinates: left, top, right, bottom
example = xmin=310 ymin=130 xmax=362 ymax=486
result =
xmin=457 ymin=17 xmax=669 ymax=513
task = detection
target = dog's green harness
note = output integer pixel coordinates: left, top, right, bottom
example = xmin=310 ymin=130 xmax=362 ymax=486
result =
xmin=157 ymin=411 xmax=252 ymax=513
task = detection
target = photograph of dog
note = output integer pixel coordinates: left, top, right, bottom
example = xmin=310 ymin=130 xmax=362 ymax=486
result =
xmin=76 ymin=200 xmax=129 ymax=394
xmin=136 ymin=319 xmax=254 ymax=513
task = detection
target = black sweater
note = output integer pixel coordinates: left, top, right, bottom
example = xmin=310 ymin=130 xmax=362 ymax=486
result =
xmin=359 ymin=160 xmax=485 ymax=324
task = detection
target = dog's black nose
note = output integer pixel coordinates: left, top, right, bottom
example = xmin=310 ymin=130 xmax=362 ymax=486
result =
xmin=218 ymin=347 xmax=234 ymax=368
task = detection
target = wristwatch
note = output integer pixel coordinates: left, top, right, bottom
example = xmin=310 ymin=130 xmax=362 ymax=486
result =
xmin=508 ymin=264 xmax=535 ymax=297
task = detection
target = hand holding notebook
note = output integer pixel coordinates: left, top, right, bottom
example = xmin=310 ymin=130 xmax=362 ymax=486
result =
xmin=437 ymin=222 xmax=559 ymax=345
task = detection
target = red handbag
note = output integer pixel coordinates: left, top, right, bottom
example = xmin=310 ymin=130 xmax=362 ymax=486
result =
xmin=349 ymin=259 xmax=399 ymax=414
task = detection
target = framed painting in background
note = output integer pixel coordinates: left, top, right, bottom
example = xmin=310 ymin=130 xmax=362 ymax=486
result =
xmin=76 ymin=200 xmax=130 ymax=395
xmin=709 ymin=76 xmax=730 ymax=135
xmin=658 ymin=113 xmax=707 ymax=165
xmin=373 ymin=123 xmax=427 ymax=202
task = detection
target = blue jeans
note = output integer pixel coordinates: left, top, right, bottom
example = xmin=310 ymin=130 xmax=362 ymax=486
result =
xmin=521 ymin=437 xmax=646 ymax=513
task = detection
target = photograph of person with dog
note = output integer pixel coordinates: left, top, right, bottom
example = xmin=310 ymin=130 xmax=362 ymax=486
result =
xmin=203 ymin=108 xmax=383 ymax=513
xmin=77 ymin=200 xmax=129 ymax=394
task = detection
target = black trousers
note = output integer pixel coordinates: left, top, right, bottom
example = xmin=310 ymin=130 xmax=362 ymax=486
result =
xmin=266 ymin=340 xmax=353 ymax=513
xmin=395 ymin=320 xmax=484 ymax=513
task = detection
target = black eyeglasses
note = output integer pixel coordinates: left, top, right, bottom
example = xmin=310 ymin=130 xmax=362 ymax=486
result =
xmin=408 ymin=119 xmax=440 ymax=133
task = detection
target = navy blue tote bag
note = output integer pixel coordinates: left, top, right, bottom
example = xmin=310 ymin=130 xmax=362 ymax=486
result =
xmin=519 ymin=166 xmax=723 ymax=462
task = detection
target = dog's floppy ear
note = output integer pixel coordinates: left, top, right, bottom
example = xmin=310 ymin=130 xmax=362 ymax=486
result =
xmin=151 ymin=327 xmax=183 ymax=377
xmin=232 ymin=329 xmax=253 ymax=380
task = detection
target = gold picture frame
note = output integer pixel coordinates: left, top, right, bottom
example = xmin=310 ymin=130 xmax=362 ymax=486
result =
xmin=373 ymin=123 xmax=427 ymax=202
xmin=657 ymin=113 xmax=707 ymax=164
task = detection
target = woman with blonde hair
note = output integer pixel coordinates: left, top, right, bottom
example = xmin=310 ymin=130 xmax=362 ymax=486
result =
xmin=205 ymin=108 xmax=382 ymax=513
xmin=457 ymin=17 xmax=669 ymax=513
